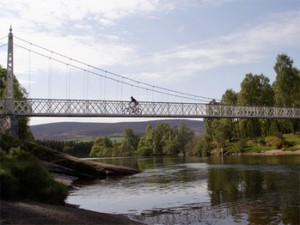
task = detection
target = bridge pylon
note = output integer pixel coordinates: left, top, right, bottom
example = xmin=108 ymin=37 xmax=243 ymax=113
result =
xmin=0 ymin=26 xmax=19 ymax=138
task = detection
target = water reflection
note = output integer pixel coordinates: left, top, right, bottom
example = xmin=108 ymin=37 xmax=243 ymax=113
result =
xmin=67 ymin=156 xmax=300 ymax=225
xmin=207 ymin=168 xmax=299 ymax=225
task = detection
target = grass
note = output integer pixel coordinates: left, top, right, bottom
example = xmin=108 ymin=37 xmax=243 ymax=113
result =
xmin=211 ymin=133 xmax=300 ymax=155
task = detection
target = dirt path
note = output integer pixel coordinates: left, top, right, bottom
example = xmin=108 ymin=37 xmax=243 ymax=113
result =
xmin=0 ymin=200 xmax=144 ymax=225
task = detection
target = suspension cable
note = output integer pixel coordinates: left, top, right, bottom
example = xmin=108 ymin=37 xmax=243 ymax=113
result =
xmin=14 ymin=36 xmax=218 ymax=102
xmin=0 ymin=35 xmax=7 ymax=41
xmin=48 ymin=52 xmax=53 ymax=99
xmin=27 ymin=43 xmax=32 ymax=97
xmin=0 ymin=43 xmax=7 ymax=49
xmin=17 ymin=44 xmax=208 ymax=102
xmin=14 ymin=43 xmax=213 ymax=102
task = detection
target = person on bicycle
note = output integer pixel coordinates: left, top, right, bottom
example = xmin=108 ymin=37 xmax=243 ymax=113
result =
xmin=129 ymin=96 xmax=138 ymax=112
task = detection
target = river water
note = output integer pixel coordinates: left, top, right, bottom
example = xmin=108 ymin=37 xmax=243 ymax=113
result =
xmin=66 ymin=156 xmax=300 ymax=225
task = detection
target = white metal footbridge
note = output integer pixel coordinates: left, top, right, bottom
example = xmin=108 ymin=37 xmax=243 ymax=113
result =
xmin=0 ymin=28 xmax=299 ymax=137
xmin=1 ymin=98 xmax=299 ymax=119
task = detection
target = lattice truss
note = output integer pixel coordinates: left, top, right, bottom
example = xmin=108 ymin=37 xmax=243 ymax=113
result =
xmin=1 ymin=99 xmax=299 ymax=119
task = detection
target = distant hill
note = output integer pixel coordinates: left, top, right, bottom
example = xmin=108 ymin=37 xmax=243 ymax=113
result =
xmin=31 ymin=119 xmax=204 ymax=141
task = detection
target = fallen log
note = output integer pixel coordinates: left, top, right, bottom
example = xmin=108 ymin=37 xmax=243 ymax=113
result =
xmin=0 ymin=135 xmax=140 ymax=180
xmin=28 ymin=142 xmax=141 ymax=178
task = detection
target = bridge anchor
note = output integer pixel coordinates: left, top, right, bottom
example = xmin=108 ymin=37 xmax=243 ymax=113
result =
xmin=0 ymin=115 xmax=19 ymax=138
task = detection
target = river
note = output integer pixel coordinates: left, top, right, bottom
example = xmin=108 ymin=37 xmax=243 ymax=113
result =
xmin=66 ymin=155 xmax=300 ymax=225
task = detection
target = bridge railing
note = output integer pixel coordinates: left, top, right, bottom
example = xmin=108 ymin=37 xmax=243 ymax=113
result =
xmin=1 ymin=98 xmax=300 ymax=119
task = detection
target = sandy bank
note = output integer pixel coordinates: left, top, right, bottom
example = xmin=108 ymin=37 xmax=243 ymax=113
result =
xmin=243 ymin=149 xmax=300 ymax=156
xmin=0 ymin=200 xmax=144 ymax=225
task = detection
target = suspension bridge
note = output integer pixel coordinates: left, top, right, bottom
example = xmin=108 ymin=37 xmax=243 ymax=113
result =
xmin=0 ymin=28 xmax=300 ymax=137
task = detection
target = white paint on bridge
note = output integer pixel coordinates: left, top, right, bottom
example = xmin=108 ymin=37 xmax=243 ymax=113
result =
xmin=1 ymin=98 xmax=299 ymax=119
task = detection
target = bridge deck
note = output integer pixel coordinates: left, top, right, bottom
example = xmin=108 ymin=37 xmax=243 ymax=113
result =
xmin=0 ymin=98 xmax=300 ymax=119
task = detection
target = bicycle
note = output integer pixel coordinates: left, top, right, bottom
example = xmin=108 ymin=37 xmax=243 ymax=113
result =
xmin=124 ymin=104 xmax=142 ymax=114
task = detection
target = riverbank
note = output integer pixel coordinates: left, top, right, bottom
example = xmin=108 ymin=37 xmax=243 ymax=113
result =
xmin=0 ymin=200 xmax=144 ymax=225
xmin=0 ymin=135 xmax=144 ymax=224
xmin=243 ymin=149 xmax=300 ymax=156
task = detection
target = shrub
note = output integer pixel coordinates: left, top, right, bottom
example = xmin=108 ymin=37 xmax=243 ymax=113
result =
xmin=275 ymin=140 xmax=283 ymax=149
xmin=0 ymin=148 xmax=68 ymax=204
xmin=258 ymin=138 xmax=266 ymax=146
xmin=0 ymin=169 xmax=17 ymax=198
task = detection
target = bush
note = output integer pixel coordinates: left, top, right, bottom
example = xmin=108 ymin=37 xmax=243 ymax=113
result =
xmin=0 ymin=148 xmax=68 ymax=204
xmin=275 ymin=140 xmax=283 ymax=149
xmin=0 ymin=169 xmax=17 ymax=198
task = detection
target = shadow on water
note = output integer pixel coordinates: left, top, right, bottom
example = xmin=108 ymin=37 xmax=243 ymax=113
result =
xmin=67 ymin=156 xmax=300 ymax=225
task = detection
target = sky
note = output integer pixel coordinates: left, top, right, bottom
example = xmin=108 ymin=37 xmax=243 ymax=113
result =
xmin=0 ymin=0 xmax=299 ymax=125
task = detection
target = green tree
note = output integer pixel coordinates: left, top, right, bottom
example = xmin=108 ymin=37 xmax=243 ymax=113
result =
xmin=272 ymin=54 xmax=300 ymax=133
xmin=90 ymin=137 xmax=113 ymax=157
xmin=137 ymin=123 xmax=194 ymax=156
xmin=192 ymin=138 xmax=209 ymax=157
xmin=238 ymin=73 xmax=274 ymax=138
xmin=0 ymin=66 xmax=33 ymax=140
xmin=176 ymin=123 xmax=194 ymax=156
xmin=221 ymin=89 xmax=239 ymax=141
xmin=121 ymin=128 xmax=140 ymax=155
xmin=238 ymin=73 xmax=274 ymax=106
xmin=273 ymin=54 xmax=300 ymax=107
xmin=137 ymin=136 xmax=153 ymax=156
xmin=222 ymin=89 xmax=238 ymax=105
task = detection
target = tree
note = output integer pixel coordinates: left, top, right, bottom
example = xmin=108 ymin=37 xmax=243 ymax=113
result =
xmin=238 ymin=73 xmax=274 ymax=138
xmin=221 ymin=89 xmax=239 ymax=141
xmin=273 ymin=54 xmax=300 ymax=107
xmin=272 ymin=54 xmax=300 ymax=133
xmin=238 ymin=73 xmax=274 ymax=106
xmin=0 ymin=66 xmax=33 ymax=140
xmin=90 ymin=137 xmax=113 ymax=157
xmin=121 ymin=128 xmax=140 ymax=155
xmin=221 ymin=89 xmax=238 ymax=105
xmin=137 ymin=136 xmax=153 ymax=156
xmin=137 ymin=123 xmax=194 ymax=156
xmin=175 ymin=123 xmax=194 ymax=156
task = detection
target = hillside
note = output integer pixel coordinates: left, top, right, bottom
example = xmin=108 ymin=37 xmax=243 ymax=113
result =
xmin=31 ymin=119 xmax=204 ymax=141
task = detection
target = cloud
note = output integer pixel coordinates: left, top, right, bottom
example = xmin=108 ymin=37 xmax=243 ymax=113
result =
xmin=1 ymin=1 xmax=299 ymax=91
xmin=0 ymin=0 xmax=176 ymax=76
xmin=0 ymin=0 xmax=174 ymax=32
xmin=133 ymin=10 xmax=300 ymax=82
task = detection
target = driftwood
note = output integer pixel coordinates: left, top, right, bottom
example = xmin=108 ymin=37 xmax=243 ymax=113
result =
xmin=0 ymin=137 xmax=140 ymax=181
xmin=26 ymin=142 xmax=140 ymax=178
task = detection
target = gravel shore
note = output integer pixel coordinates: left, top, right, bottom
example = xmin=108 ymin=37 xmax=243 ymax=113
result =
xmin=0 ymin=200 xmax=145 ymax=225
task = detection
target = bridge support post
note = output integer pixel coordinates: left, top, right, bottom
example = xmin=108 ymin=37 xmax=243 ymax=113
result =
xmin=0 ymin=115 xmax=19 ymax=138
xmin=0 ymin=26 xmax=19 ymax=138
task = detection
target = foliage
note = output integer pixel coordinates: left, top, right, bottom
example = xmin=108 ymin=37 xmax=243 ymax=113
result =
xmin=90 ymin=129 xmax=140 ymax=157
xmin=0 ymin=147 xmax=67 ymax=204
xmin=0 ymin=65 xmax=33 ymax=140
xmin=90 ymin=137 xmax=115 ymax=157
xmin=36 ymin=139 xmax=93 ymax=157
xmin=273 ymin=54 xmax=300 ymax=107
xmin=272 ymin=54 xmax=300 ymax=133
xmin=202 ymin=54 xmax=300 ymax=155
xmin=89 ymin=124 xmax=195 ymax=157
xmin=137 ymin=123 xmax=194 ymax=156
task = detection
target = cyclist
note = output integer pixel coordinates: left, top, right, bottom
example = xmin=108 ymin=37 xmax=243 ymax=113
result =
xmin=129 ymin=96 xmax=138 ymax=112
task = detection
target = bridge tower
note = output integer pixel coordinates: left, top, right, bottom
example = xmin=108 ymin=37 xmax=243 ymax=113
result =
xmin=0 ymin=26 xmax=19 ymax=138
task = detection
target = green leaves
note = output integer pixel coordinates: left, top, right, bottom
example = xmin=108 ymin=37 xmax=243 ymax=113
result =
xmin=0 ymin=147 xmax=67 ymax=203
xmin=203 ymin=54 xmax=300 ymax=154
xmin=273 ymin=54 xmax=300 ymax=107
